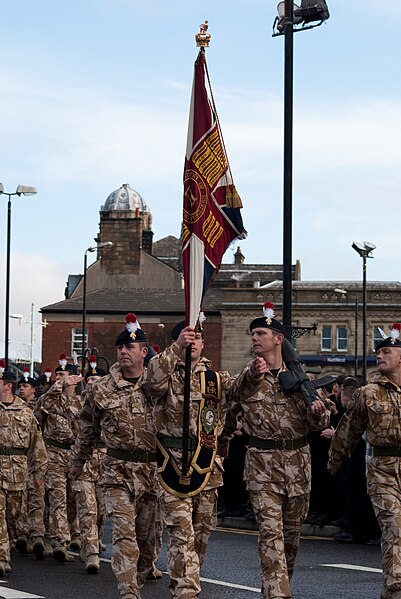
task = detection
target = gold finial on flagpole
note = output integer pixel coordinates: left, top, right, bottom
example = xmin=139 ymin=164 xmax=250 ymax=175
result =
xmin=195 ymin=21 xmax=211 ymax=47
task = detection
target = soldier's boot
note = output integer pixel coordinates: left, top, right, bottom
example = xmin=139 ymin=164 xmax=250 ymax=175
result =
xmin=15 ymin=537 xmax=29 ymax=555
xmin=5 ymin=563 xmax=11 ymax=573
xmin=146 ymin=567 xmax=163 ymax=581
xmin=43 ymin=537 xmax=53 ymax=558
xmin=53 ymin=546 xmax=69 ymax=563
xmin=32 ymin=538 xmax=45 ymax=561
xmin=85 ymin=553 xmax=100 ymax=575
xmin=0 ymin=562 xmax=6 ymax=576
xmin=381 ymin=585 xmax=394 ymax=599
xmin=68 ymin=536 xmax=81 ymax=552
xmin=99 ymin=541 xmax=107 ymax=553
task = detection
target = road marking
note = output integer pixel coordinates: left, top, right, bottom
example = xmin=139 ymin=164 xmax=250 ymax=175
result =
xmin=320 ymin=563 xmax=382 ymax=573
xmin=0 ymin=582 xmax=44 ymax=599
xmin=97 ymin=557 xmax=262 ymax=594
xmin=200 ymin=577 xmax=260 ymax=592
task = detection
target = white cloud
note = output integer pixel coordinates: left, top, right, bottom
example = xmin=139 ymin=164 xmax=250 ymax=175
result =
xmin=0 ymin=252 xmax=72 ymax=362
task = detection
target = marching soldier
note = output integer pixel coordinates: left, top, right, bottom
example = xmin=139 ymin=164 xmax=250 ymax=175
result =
xmin=143 ymin=318 xmax=265 ymax=598
xmin=71 ymin=356 xmax=108 ymax=574
xmin=34 ymin=354 xmax=83 ymax=563
xmin=0 ymin=362 xmax=47 ymax=575
xmin=328 ymin=323 xmax=401 ymax=599
xmin=234 ymin=304 xmax=329 ymax=599
xmin=71 ymin=314 xmax=159 ymax=599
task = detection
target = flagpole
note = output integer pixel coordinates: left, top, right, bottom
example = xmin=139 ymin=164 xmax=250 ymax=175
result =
xmin=180 ymin=345 xmax=192 ymax=483
xmin=180 ymin=21 xmax=245 ymax=485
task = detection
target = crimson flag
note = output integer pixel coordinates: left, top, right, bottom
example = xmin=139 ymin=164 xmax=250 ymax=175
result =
xmin=182 ymin=50 xmax=246 ymax=327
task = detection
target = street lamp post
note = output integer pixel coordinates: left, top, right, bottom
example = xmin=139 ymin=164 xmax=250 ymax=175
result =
xmin=81 ymin=242 xmax=113 ymax=370
xmin=273 ymin=1 xmax=330 ymax=337
xmin=0 ymin=183 xmax=37 ymax=367
xmin=352 ymin=242 xmax=376 ymax=384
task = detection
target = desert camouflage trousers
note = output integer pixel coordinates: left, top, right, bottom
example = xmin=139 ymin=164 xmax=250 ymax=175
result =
xmin=250 ymin=489 xmax=309 ymax=599
xmin=104 ymin=483 xmax=157 ymax=599
xmin=159 ymin=487 xmax=218 ymax=598
xmin=0 ymin=488 xmax=27 ymax=564
xmin=18 ymin=476 xmax=45 ymax=541
xmin=73 ymin=479 xmax=106 ymax=558
xmin=370 ymin=488 xmax=401 ymax=594
xmin=46 ymin=460 xmax=79 ymax=547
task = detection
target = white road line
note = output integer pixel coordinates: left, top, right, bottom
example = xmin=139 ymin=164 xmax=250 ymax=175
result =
xmin=320 ymin=563 xmax=382 ymax=573
xmin=0 ymin=582 xmax=44 ymax=599
xmin=98 ymin=558 xmax=261 ymax=594
xmin=200 ymin=577 xmax=260 ymax=592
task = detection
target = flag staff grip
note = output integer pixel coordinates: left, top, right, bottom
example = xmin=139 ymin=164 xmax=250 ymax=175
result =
xmin=180 ymin=344 xmax=192 ymax=485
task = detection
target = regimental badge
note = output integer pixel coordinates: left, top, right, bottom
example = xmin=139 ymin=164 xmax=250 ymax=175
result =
xmin=201 ymin=400 xmax=218 ymax=435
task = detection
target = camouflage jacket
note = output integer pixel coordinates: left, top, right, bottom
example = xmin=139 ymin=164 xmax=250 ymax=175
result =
xmin=73 ymin=363 xmax=157 ymax=489
xmin=329 ymin=372 xmax=401 ymax=474
xmin=236 ymin=363 xmax=330 ymax=496
xmin=144 ymin=342 xmax=263 ymax=437
xmin=0 ymin=395 xmax=47 ymax=490
xmin=34 ymin=379 xmax=83 ymax=444
xmin=70 ymin=388 xmax=106 ymax=482
xmin=143 ymin=342 xmax=263 ymax=488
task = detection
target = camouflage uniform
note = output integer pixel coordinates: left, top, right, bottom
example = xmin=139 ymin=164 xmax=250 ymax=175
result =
xmin=236 ymin=363 xmax=330 ymax=599
xmin=0 ymin=396 xmax=47 ymax=566
xmin=328 ymin=373 xmax=401 ymax=599
xmin=73 ymin=363 xmax=158 ymax=599
xmin=34 ymin=379 xmax=83 ymax=550
xmin=16 ymin=394 xmax=46 ymax=553
xmin=144 ymin=342 xmax=261 ymax=599
xmin=71 ymin=445 xmax=106 ymax=560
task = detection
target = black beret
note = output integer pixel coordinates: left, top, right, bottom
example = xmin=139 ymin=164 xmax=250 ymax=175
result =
xmin=35 ymin=374 xmax=52 ymax=386
xmin=0 ymin=370 xmax=17 ymax=383
xmin=55 ymin=363 xmax=77 ymax=374
xmin=18 ymin=375 xmax=36 ymax=387
xmin=115 ymin=313 xmax=147 ymax=346
xmin=375 ymin=323 xmax=401 ymax=352
xmin=249 ymin=316 xmax=285 ymax=335
xmin=249 ymin=302 xmax=285 ymax=335
xmin=170 ymin=321 xmax=185 ymax=341
xmin=84 ymin=367 xmax=107 ymax=381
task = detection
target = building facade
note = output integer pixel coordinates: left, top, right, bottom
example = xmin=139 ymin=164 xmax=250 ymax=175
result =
xmin=41 ymin=184 xmax=401 ymax=380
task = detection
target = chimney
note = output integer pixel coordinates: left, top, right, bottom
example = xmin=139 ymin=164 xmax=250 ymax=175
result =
xmin=234 ymin=246 xmax=245 ymax=265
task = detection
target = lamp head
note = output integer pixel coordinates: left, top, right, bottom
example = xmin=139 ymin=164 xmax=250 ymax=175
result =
xmin=0 ymin=183 xmax=4 ymax=193
xmin=16 ymin=185 xmax=37 ymax=196
xmin=363 ymin=241 xmax=376 ymax=253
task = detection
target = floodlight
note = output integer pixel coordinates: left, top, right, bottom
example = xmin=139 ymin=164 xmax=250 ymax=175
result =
xmin=15 ymin=185 xmax=37 ymax=196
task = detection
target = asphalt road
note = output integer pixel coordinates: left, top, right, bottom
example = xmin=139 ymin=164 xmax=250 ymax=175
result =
xmin=0 ymin=527 xmax=383 ymax=599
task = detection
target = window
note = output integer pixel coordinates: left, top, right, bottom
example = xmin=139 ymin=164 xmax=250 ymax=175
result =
xmin=321 ymin=326 xmax=332 ymax=351
xmin=71 ymin=328 xmax=87 ymax=356
xmin=337 ymin=326 xmax=348 ymax=352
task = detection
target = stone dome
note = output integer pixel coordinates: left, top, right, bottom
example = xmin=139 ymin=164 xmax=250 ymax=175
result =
xmin=101 ymin=183 xmax=149 ymax=213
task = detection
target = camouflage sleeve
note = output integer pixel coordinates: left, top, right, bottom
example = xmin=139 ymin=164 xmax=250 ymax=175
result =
xmin=27 ymin=416 xmax=47 ymax=480
xmin=227 ymin=363 xmax=264 ymax=404
xmin=73 ymin=391 xmax=102 ymax=467
xmin=328 ymin=388 xmax=368 ymax=473
xmin=143 ymin=341 xmax=184 ymax=400
xmin=306 ymin=403 xmax=331 ymax=431
xmin=33 ymin=396 xmax=44 ymax=429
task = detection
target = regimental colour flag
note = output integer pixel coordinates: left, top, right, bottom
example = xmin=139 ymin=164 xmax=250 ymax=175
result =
xmin=182 ymin=49 xmax=246 ymax=327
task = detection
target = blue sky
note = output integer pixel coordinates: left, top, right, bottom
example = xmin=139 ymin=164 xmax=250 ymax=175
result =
xmin=1 ymin=0 xmax=400 ymax=360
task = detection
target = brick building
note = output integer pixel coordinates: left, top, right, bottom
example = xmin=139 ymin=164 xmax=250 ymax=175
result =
xmin=41 ymin=183 xmax=401 ymax=379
